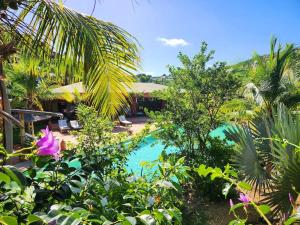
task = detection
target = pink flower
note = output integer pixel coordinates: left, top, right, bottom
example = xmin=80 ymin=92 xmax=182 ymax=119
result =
xmin=289 ymin=193 xmax=294 ymax=205
xmin=36 ymin=126 xmax=60 ymax=160
xmin=238 ymin=193 xmax=250 ymax=204
xmin=229 ymin=199 xmax=234 ymax=208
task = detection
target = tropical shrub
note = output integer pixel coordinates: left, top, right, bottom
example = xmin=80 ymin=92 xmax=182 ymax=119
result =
xmin=192 ymin=138 xmax=236 ymax=201
xmin=227 ymin=103 xmax=300 ymax=220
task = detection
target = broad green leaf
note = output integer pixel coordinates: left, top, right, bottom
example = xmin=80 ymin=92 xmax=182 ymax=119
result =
xmin=27 ymin=214 xmax=42 ymax=224
xmin=125 ymin=217 xmax=136 ymax=225
xmin=158 ymin=209 xmax=172 ymax=221
xmin=284 ymin=217 xmax=298 ymax=225
xmin=210 ymin=168 xmax=223 ymax=180
xmin=237 ymin=181 xmax=252 ymax=191
xmin=152 ymin=210 xmax=164 ymax=222
xmin=258 ymin=204 xmax=271 ymax=215
xmin=0 ymin=172 xmax=10 ymax=184
xmin=0 ymin=216 xmax=18 ymax=225
xmin=168 ymin=208 xmax=182 ymax=222
xmin=2 ymin=166 xmax=27 ymax=189
xmin=196 ymin=164 xmax=211 ymax=177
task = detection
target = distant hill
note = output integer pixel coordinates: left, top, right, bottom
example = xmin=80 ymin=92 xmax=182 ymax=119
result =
xmin=135 ymin=74 xmax=172 ymax=85
xmin=135 ymin=49 xmax=300 ymax=86
xmin=230 ymin=48 xmax=300 ymax=84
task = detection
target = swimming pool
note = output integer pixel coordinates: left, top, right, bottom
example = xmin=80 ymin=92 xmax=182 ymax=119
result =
xmin=66 ymin=125 xmax=231 ymax=173
xmin=126 ymin=125 xmax=230 ymax=174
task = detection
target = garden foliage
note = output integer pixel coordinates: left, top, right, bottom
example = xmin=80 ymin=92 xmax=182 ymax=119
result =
xmin=0 ymin=105 xmax=189 ymax=225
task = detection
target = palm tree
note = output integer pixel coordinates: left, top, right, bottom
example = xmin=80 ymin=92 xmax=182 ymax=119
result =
xmin=250 ymin=37 xmax=299 ymax=110
xmin=0 ymin=1 xmax=139 ymax=151
xmin=6 ymin=57 xmax=74 ymax=110
xmin=227 ymin=104 xmax=300 ymax=218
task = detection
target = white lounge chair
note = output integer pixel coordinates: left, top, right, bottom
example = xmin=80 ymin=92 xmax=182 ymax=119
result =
xmin=70 ymin=120 xmax=82 ymax=130
xmin=119 ymin=115 xmax=132 ymax=126
xmin=58 ymin=119 xmax=70 ymax=132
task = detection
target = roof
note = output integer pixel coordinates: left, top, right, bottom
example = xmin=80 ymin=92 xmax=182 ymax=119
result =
xmin=128 ymin=82 xmax=167 ymax=93
xmin=51 ymin=82 xmax=167 ymax=94
xmin=52 ymin=82 xmax=85 ymax=94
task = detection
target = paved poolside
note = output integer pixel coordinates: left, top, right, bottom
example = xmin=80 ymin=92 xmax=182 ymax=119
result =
xmin=52 ymin=116 xmax=150 ymax=146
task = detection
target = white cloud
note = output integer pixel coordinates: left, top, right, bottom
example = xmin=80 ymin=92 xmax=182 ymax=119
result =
xmin=157 ymin=37 xmax=189 ymax=47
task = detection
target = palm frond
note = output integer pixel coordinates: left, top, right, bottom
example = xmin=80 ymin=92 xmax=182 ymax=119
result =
xmin=251 ymin=36 xmax=296 ymax=108
xmin=228 ymin=123 xmax=272 ymax=193
xmin=2 ymin=0 xmax=140 ymax=117
xmin=231 ymin=103 xmax=300 ymax=215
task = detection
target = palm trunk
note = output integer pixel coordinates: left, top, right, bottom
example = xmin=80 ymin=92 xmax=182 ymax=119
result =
xmin=0 ymin=60 xmax=13 ymax=152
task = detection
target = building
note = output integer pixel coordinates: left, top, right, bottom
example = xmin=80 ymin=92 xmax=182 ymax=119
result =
xmin=49 ymin=82 xmax=167 ymax=117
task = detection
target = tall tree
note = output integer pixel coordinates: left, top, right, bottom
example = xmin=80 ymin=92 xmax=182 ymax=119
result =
xmin=150 ymin=42 xmax=241 ymax=162
xmin=5 ymin=57 xmax=74 ymax=110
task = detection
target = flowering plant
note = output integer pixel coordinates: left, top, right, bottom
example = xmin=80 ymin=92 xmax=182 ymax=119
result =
xmin=36 ymin=126 xmax=60 ymax=160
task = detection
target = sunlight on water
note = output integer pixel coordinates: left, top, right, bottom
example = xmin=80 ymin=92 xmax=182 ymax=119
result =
xmin=126 ymin=125 xmax=231 ymax=174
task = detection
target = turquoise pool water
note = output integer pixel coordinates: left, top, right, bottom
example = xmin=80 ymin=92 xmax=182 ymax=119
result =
xmin=126 ymin=125 xmax=230 ymax=174
xmin=66 ymin=125 xmax=231 ymax=173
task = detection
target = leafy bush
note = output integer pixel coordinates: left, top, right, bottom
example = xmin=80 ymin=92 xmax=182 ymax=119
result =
xmin=227 ymin=104 xmax=300 ymax=217
xmin=148 ymin=43 xmax=240 ymax=204
xmin=196 ymin=163 xmax=300 ymax=224
xmin=180 ymin=137 xmax=235 ymax=201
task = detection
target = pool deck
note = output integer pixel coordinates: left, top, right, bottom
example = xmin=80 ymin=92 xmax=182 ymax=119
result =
xmin=52 ymin=116 xmax=150 ymax=146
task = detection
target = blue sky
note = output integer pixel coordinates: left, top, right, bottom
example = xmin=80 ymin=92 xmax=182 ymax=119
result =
xmin=65 ymin=0 xmax=300 ymax=76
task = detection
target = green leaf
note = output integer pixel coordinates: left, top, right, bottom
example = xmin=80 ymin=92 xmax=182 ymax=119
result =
xmin=229 ymin=203 xmax=244 ymax=213
xmin=237 ymin=181 xmax=252 ymax=191
xmin=210 ymin=168 xmax=223 ymax=180
xmin=284 ymin=217 xmax=298 ymax=225
xmin=138 ymin=214 xmax=155 ymax=225
xmin=125 ymin=217 xmax=136 ymax=225
xmin=0 ymin=172 xmax=11 ymax=184
xmin=222 ymin=183 xmax=232 ymax=198
xmin=196 ymin=164 xmax=211 ymax=177
xmin=60 ymin=216 xmax=81 ymax=225
xmin=0 ymin=216 xmax=18 ymax=225
xmin=27 ymin=214 xmax=42 ymax=224
xmin=152 ymin=210 xmax=164 ymax=222
xmin=140 ymin=161 xmax=149 ymax=167
xmin=258 ymin=204 xmax=271 ymax=215
xmin=155 ymin=180 xmax=176 ymax=190
xmin=2 ymin=166 xmax=27 ymax=190
xmin=228 ymin=219 xmax=246 ymax=225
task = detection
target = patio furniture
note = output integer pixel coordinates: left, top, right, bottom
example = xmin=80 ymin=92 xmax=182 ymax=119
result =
xmin=58 ymin=119 xmax=70 ymax=132
xmin=70 ymin=120 xmax=82 ymax=130
xmin=119 ymin=115 xmax=132 ymax=126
